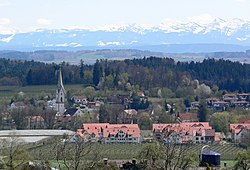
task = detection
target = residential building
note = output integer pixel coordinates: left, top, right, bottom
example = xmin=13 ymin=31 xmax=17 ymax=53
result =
xmin=237 ymin=93 xmax=250 ymax=101
xmin=103 ymin=124 xmax=141 ymax=143
xmin=71 ymin=96 xmax=88 ymax=104
xmin=64 ymin=108 xmax=84 ymax=117
xmin=10 ymin=102 xmax=26 ymax=110
xmin=230 ymin=123 xmax=250 ymax=142
xmin=176 ymin=112 xmax=198 ymax=122
xmin=222 ymin=93 xmax=237 ymax=100
xmin=212 ymin=101 xmax=229 ymax=111
xmin=77 ymin=123 xmax=141 ymax=143
xmin=118 ymin=109 xmax=138 ymax=124
xmin=206 ymin=98 xmax=218 ymax=107
xmin=152 ymin=122 xmax=215 ymax=144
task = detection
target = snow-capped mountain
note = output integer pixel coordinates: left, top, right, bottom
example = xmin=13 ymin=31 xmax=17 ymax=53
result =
xmin=0 ymin=18 xmax=250 ymax=52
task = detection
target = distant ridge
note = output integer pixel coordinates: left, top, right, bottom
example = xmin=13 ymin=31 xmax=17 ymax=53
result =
xmin=1 ymin=18 xmax=250 ymax=52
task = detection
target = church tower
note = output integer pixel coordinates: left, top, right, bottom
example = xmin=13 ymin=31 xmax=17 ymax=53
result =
xmin=56 ymin=65 xmax=66 ymax=115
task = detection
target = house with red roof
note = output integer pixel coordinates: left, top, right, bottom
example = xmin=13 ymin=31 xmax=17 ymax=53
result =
xmin=153 ymin=122 xmax=215 ymax=144
xmin=212 ymin=101 xmax=229 ymax=111
xmin=206 ymin=98 xmax=219 ymax=107
xmin=77 ymin=123 xmax=109 ymax=142
xmin=223 ymin=93 xmax=237 ymax=100
xmin=10 ymin=102 xmax=26 ymax=110
xmin=176 ymin=112 xmax=198 ymax=122
xmin=230 ymin=123 xmax=250 ymax=142
xmin=103 ymin=124 xmax=141 ymax=143
xmin=237 ymin=93 xmax=250 ymax=101
xmin=117 ymin=109 xmax=138 ymax=124
xmin=77 ymin=123 xmax=141 ymax=143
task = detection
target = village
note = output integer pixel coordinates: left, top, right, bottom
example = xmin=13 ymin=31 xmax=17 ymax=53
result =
xmin=1 ymin=67 xmax=250 ymax=146
xmin=1 ymin=66 xmax=250 ymax=169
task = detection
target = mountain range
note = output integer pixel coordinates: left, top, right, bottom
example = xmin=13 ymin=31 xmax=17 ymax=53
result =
xmin=1 ymin=18 xmax=250 ymax=53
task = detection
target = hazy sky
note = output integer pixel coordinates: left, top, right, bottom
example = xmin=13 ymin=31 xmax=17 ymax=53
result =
xmin=0 ymin=0 xmax=249 ymax=33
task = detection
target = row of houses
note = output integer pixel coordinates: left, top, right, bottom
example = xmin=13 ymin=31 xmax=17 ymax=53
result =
xmin=75 ymin=122 xmax=250 ymax=144
xmin=188 ymin=93 xmax=250 ymax=112
xmin=75 ymin=122 xmax=216 ymax=144
xmin=208 ymin=93 xmax=250 ymax=111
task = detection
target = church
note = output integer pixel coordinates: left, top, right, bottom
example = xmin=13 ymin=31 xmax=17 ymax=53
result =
xmin=56 ymin=66 xmax=66 ymax=115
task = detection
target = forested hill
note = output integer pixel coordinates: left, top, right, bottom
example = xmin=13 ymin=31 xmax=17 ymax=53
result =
xmin=0 ymin=57 xmax=250 ymax=92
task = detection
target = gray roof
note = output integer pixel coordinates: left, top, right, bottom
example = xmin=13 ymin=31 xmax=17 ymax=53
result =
xmin=0 ymin=129 xmax=75 ymax=143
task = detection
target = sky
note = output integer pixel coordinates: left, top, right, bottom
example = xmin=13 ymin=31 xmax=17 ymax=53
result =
xmin=0 ymin=0 xmax=250 ymax=33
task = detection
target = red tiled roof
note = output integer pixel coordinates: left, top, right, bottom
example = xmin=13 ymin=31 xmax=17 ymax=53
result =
xmin=223 ymin=93 xmax=237 ymax=97
xmin=73 ymin=96 xmax=87 ymax=100
xmin=237 ymin=93 xmax=250 ymax=96
xmin=230 ymin=123 xmax=250 ymax=134
xmin=213 ymin=101 xmax=229 ymax=105
xmin=78 ymin=123 xmax=109 ymax=138
xmin=178 ymin=113 xmax=198 ymax=122
xmin=103 ymin=124 xmax=140 ymax=138
xmin=77 ymin=123 xmax=140 ymax=139
xmin=136 ymin=92 xmax=145 ymax=97
xmin=206 ymin=98 xmax=218 ymax=101
xmin=13 ymin=102 xmax=25 ymax=107
xmin=205 ymin=129 xmax=215 ymax=137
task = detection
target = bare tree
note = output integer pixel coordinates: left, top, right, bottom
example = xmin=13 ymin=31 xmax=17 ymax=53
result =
xmin=54 ymin=134 xmax=93 ymax=170
xmin=0 ymin=131 xmax=31 ymax=170
xmin=164 ymin=142 xmax=197 ymax=170
xmin=137 ymin=141 xmax=197 ymax=170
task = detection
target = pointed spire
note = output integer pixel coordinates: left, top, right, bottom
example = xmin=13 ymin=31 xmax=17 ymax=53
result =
xmin=57 ymin=65 xmax=65 ymax=94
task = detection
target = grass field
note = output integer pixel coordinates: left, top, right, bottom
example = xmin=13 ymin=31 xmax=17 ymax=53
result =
xmin=28 ymin=141 xmax=244 ymax=161
xmin=25 ymin=142 xmax=243 ymax=170
xmin=0 ymin=84 xmax=84 ymax=103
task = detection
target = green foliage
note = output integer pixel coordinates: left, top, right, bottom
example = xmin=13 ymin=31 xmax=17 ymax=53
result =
xmin=234 ymin=150 xmax=250 ymax=170
xmin=211 ymin=112 xmax=230 ymax=134
xmin=137 ymin=112 xmax=152 ymax=130
xmin=2 ymin=57 xmax=250 ymax=92
xmin=137 ymin=142 xmax=164 ymax=166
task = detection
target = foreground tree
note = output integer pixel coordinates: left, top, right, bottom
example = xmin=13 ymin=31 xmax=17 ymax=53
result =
xmin=54 ymin=135 xmax=94 ymax=170
xmin=234 ymin=150 xmax=250 ymax=170
xmin=137 ymin=141 xmax=197 ymax=170
xmin=0 ymin=131 xmax=31 ymax=170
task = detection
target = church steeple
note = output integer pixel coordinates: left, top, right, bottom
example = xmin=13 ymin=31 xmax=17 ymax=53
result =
xmin=57 ymin=65 xmax=65 ymax=94
xmin=56 ymin=65 xmax=66 ymax=115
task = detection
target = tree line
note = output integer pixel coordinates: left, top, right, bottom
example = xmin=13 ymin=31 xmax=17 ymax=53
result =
xmin=1 ymin=57 xmax=250 ymax=92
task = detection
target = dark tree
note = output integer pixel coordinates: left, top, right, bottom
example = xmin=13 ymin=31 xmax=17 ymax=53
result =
xmin=198 ymin=103 xmax=207 ymax=122
xmin=79 ymin=59 xmax=84 ymax=80
xmin=26 ymin=69 xmax=33 ymax=85
xmin=92 ymin=60 xmax=102 ymax=86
